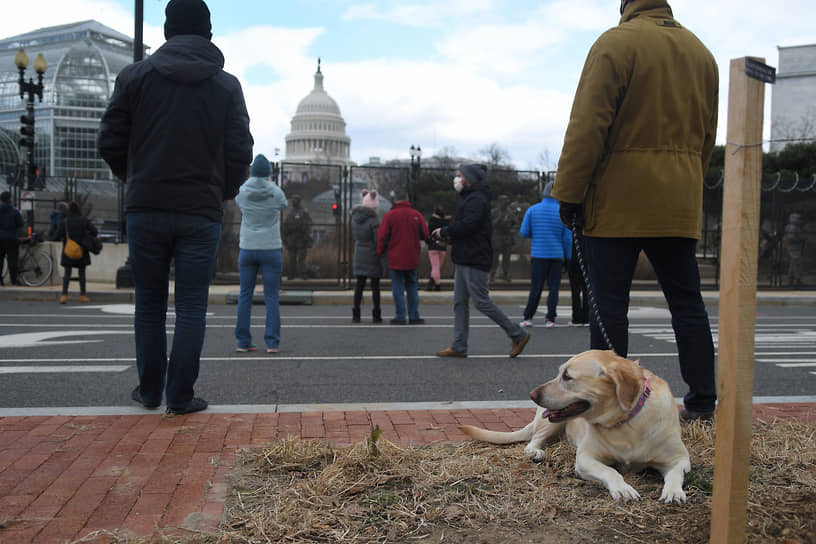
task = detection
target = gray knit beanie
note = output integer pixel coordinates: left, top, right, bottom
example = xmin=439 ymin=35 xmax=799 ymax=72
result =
xmin=458 ymin=163 xmax=487 ymax=185
xmin=250 ymin=154 xmax=272 ymax=177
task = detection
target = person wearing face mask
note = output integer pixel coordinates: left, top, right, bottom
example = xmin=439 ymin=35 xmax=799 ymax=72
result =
xmin=552 ymin=0 xmax=719 ymax=423
xmin=432 ymin=163 xmax=531 ymax=358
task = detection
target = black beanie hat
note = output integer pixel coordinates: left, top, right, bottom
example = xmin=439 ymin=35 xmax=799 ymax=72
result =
xmin=164 ymin=0 xmax=212 ymax=40
xmin=250 ymin=154 xmax=272 ymax=177
xmin=458 ymin=163 xmax=487 ymax=185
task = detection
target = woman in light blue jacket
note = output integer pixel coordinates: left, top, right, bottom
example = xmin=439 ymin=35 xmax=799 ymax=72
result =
xmin=234 ymin=154 xmax=288 ymax=353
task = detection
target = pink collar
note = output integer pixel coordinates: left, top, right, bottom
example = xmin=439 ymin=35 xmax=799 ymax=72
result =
xmin=612 ymin=377 xmax=651 ymax=428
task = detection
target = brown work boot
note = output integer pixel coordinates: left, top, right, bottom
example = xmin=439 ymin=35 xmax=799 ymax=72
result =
xmin=59 ymin=294 xmax=68 ymax=304
xmin=509 ymin=331 xmax=531 ymax=358
xmin=80 ymin=295 xmax=90 ymax=303
xmin=435 ymin=347 xmax=467 ymax=358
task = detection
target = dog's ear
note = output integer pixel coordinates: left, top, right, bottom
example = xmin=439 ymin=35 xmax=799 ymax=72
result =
xmin=607 ymin=360 xmax=643 ymax=412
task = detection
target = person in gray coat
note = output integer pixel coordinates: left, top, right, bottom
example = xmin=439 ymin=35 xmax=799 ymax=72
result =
xmin=351 ymin=190 xmax=384 ymax=323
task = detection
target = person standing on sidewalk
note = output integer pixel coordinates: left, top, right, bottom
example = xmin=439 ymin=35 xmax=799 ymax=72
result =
xmin=433 ymin=164 xmax=530 ymax=358
xmin=552 ymin=0 xmax=718 ymax=422
xmin=98 ymin=0 xmax=253 ymax=415
xmin=376 ymin=190 xmax=429 ymax=325
xmin=519 ymin=181 xmax=572 ymax=329
xmin=351 ymin=189 xmax=385 ymax=323
xmin=0 ymin=191 xmax=23 ymax=287
xmin=234 ymin=154 xmax=287 ymax=353
xmin=425 ymin=206 xmax=450 ymax=291
xmin=53 ymin=201 xmax=97 ymax=304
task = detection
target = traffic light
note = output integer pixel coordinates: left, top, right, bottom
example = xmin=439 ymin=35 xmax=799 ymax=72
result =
xmin=332 ymin=189 xmax=341 ymax=217
xmin=19 ymin=114 xmax=35 ymax=148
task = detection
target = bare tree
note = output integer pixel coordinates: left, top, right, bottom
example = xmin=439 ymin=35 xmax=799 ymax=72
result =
xmin=478 ymin=142 xmax=513 ymax=168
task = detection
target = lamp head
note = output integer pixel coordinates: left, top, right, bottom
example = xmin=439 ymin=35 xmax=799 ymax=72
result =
xmin=33 ymin=54 xmax=47 ymax=74
xmin=14 ymin=49 xmax=29 ymax=69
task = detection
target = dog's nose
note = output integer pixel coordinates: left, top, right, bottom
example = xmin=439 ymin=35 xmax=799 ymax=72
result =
xmin=529 ymin=389 xmax=538 ymax=403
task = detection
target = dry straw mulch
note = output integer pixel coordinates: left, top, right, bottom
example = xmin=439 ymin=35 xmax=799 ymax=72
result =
xmin=83 ymin=418 xmax=816 ymax=544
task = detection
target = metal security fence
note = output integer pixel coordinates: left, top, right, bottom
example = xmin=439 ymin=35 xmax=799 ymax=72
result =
xmin=702 ymin=171 xmax=816 ymax=289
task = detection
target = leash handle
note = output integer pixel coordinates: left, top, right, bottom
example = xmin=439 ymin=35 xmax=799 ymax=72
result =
xmin=570 ymin=220 xmax=618 ymax=355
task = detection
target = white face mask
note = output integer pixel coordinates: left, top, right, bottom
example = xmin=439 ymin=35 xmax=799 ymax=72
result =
xmin=453 ymin=175 xmax=464 ymax=193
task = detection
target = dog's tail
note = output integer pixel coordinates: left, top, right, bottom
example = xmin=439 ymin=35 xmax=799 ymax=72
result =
xmin=458 ymin=421 xmax=535 ymax=444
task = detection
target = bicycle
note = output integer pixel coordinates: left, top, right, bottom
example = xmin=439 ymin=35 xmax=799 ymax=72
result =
xmin=1 ymin=236 xmax=53 ymax=287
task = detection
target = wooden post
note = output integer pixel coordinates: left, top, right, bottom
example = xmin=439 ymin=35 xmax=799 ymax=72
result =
xmin=710 ymin=57 xmax=766 ymax=544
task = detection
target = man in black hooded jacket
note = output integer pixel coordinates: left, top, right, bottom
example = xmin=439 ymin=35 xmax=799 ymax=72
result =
xmin=432 ymin=164 xmax=530 ymax=358
xmin=97 ymin=0 xmax=253 ymax=416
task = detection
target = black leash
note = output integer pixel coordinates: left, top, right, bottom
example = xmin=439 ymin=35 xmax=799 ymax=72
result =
xmin=569 ymin=221 xmax=618 ymax=356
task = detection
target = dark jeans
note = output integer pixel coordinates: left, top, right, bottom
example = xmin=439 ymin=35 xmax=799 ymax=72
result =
xmin=126 ymin=211 xmax=221 ymax=410
xmin=61 ymin=265 xmax=87 ymax=295
xmin=583 ymin=236 xmax=716 ymax=412
xmin=0 ymin=239 xmax=19 ymax=284
xmin=568 ymin=257 xmax=589 ymax=323
xmin=522 ymin=257 xmax=563 ymax=322
xmin=353 ymin=276 xmax=381 ymax=310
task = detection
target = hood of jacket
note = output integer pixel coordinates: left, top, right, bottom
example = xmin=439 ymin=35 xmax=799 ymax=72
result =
xmin=240 ymin=177 xmax=280 ymax=201
xmin=352 ymin=206 xmax=377 ymax=224
xmin=147 ymin=35 xmax=224 ymax=84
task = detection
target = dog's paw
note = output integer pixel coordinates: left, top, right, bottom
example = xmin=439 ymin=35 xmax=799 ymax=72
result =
xmin=609 ymin=482 xmax=641 ymax=502
xmin=659 ymin=486 xmax=687 ymax=504
xmin=524 ymin=445 xmax=546 ymax=462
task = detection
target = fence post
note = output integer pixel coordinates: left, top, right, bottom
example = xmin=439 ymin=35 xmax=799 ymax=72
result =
xmin=710 ymin=56 xmax=770 ymax=544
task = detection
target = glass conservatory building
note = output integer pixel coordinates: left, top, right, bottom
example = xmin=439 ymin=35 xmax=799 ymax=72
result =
xmin=0 ymin=20 xmax=142 ymax=186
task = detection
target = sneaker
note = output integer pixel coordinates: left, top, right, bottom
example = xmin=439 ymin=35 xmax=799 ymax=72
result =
xmin=509 ymin=331 xmax=531 ymax=357
xmin=235 ymin=344 xmax=257 ymax=352
xmin=79 ymin=295 xmax=90 ymax=303
xmin=543 ymin=320 xmax=556 ymax=328
xmin=679 ymin=408 xmax=714 ymax=424
xmin=266 ymin=347 xmax=279 ymax=354
xmin=568 ymin=320 xmax=583 ymax=327
xmin=131 ymin=386 xmax=160 ymax=409
xmin=409 ymin=318 xmax=425 ymax=325
xmin=520 ymin=320 xmax=533 ymax=328
xmin=390 ymin=318 xmax=408 ymax=325
xmin=59 ymin=294 xmax=68 ymax=304
xmin=435 ymin=347 xmax=467 ymax=358
xmin=166 ymin=397 xmax=208 ymax=416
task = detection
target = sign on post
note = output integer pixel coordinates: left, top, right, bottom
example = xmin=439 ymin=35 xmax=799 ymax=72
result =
xmin=20 ymin=191 xmax=34 ymax=211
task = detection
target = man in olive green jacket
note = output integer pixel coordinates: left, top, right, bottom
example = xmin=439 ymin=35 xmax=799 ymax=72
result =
xmin=552 ymin=0 xmax=718 ymax=423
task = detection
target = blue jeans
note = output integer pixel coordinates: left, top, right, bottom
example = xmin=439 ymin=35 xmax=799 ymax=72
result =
xmin=235 ymin=248 xmax=283 ymax=349
xmin=583 ymin=236 xmax=716 ymax=412
xmin=522 ymin=258 xmax=563 ymax=321
xmin=389 ymin=268 xmax=419 ymax=321
xmin=127 ymin=211 xmax=220 ymax=410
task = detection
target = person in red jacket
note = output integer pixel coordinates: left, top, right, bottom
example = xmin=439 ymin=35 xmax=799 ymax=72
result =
xmin=377 ymin=192 xmax=429 ymax=324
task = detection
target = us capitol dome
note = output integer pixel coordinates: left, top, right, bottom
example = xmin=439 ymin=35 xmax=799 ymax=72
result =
xmin=284 ymin=59 xmax=351 ymax=166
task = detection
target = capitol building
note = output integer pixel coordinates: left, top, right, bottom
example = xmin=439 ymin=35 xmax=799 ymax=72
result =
xmin=284 ymin=59 xmax=351 ymax=166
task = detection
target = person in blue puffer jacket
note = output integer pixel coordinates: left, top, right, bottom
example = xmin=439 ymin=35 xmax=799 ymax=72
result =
xmin=519 ymin=181 xmax=572 ymax=328
xmin=234 ymin=154 xmax=288 ymax=353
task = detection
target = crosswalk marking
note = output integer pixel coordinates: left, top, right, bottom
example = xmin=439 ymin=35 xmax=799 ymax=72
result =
xmin=0 ymin=365 xmax=130 ymax=374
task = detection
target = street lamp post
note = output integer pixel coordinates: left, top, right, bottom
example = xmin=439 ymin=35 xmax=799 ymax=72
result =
xmin=14 ymin=48 xmax=47 ymax=192
xmin=409 ymin=145 xmax=422 ymax=206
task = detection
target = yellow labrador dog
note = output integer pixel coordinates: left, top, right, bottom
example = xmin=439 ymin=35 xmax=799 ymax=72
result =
xmin=460 ymin=350 xmax=690 ymax=503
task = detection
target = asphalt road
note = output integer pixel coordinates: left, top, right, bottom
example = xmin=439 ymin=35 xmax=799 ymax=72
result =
xmin=0 ymin=300 xmax=814 ymax=410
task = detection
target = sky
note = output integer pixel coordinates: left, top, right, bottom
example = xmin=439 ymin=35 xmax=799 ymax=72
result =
xmin=2 ymin=0 xmax=814 ymax=170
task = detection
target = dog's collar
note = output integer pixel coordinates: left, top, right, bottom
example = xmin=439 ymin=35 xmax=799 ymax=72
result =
xmin=612 ymin=377 xmax=651 ymax=428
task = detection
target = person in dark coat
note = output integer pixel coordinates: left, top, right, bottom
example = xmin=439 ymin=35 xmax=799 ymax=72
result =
xmin=0 ymin=191 xmax=24 ymax=286
xmin=432 ymin=164 xmax=530 ymax=358
xmin=426 ymin=206 xmax=450 ymax=291
xmin=97 ymin=0 xmax=253 ymax=416
xmin=53 ymin=201 xmax=97 ymax=304
xmin=351 ymin=190 xmax=384 ymax=323
xmin=48 ymin=202 xmax=68 ymax=242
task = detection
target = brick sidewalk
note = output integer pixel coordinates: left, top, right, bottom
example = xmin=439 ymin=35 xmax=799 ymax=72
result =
xmin=0 ymin=404 xmax=813 ymax=543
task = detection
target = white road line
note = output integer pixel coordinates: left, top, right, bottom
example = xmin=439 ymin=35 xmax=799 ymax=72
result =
xmin=776 ymin=363 xmax=816 ymax=368
xmin=756 ymin=359 xmax=816 ymax=363
xmin=0 ymin=365 xmax=130 ymax=374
